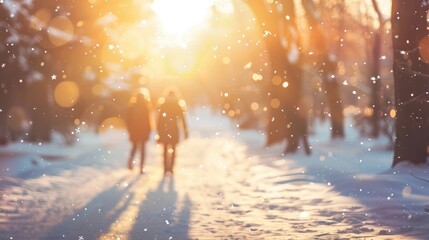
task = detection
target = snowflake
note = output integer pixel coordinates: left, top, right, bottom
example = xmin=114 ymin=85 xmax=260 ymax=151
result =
xmin=1 ymin=63 xmax=5 ymax=68
xmin=51 ymin=74 xmax=57 ymax=80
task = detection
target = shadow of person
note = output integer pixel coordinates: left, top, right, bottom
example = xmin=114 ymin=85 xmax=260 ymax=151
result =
xmin=129 ymin=176 xmax=191 ymax=240
xmin=43 ymin=175 xmax=140 ymax=240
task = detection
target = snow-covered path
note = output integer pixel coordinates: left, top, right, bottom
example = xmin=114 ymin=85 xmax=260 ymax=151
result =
xmin=1 ymin=108 xmax=428 ymax=239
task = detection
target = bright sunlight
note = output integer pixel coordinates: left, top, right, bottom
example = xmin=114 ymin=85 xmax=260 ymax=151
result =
xmin=151 ymin=0 xmax=214 ymax=36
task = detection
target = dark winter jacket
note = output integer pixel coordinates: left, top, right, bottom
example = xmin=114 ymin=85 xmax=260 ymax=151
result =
xmin=157 ymin=96 xmax=188 ymax=145
xmin=125 ymin=96 xmax=151 ymax=142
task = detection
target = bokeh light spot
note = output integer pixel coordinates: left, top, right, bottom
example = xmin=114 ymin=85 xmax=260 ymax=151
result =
xmin=48 ymin=16 xmax=74 ymax=47
xmin=402 ymin=186 xmax=412 ymax=197
xmin=282 ymin=81 xmax=289 ymax=88
xmin=54 ymin=81 xmax=80 ymax=108
xmin=250 ymin=102 xmax=259 ymax=111
xmin=419 ymin=36 xmax=429 ymax=63
xmin=272 ymin=75 xmax=282 ymax=86
xmin=270 ymin=98 xmax=280 ymax=109
xmin=252 ymin=73 xmax=263 ymax=81
xmin=389 ymin=109 xmax=396 ymax=119
xmin=30 ymin=9 xmax=51 ymax=29
xmin=364 ymin=107 xmax=374 ymax=117
xmin=98 ymin=117 xmax=126 ymax=132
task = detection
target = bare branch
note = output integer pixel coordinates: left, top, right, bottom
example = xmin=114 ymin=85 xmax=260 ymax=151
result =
xmin=371 ymin=0 xmax=386 ymax=24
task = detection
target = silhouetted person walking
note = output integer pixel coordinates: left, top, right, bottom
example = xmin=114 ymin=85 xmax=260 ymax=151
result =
xmin=125 ymin=90 xmax=152 ymax=174
xmin=156 ymin=88 xmax=188 ymax=175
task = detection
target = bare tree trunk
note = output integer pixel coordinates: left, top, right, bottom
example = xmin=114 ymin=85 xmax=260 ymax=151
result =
xmin=369 ymin=30 xmax=382 ymax=138
xmin=247 ymin=0 xmax=308 ymax=153
xmin=369 ymin=0 xmax=385 ymax=138
xmin=391 ymin=0 xmax=429 ymax=167
xmin=302 ymin=0 xmax=344 ymax=139
xmin=28 ymin=80 xmax=52 ymax=142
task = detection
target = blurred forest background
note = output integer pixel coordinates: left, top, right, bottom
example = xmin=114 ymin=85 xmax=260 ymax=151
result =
xmin=0 ymin=0 xmax=427 ymax=165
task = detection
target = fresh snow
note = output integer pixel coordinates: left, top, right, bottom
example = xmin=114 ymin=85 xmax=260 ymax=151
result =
xmin=1 ymin=107 xmax=429 ymax=239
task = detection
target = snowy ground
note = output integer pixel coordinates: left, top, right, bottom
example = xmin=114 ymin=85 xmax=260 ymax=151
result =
xmin=1 ymin=107 xmax=429 ymax=240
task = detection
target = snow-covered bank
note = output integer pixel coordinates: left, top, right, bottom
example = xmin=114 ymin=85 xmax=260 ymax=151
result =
xmin=0 ymin=107 xmax=428 ymax=239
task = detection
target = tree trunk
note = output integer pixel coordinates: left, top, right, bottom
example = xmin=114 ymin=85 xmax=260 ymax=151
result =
xmin=247 ymin=0 xmax=307 ymax=152
xmin=370 ymin=30 xmax=382 ymax=138
xmin=28 ymin=80 xmax=52 ymax=142
xmin=391 ymin=0 xmax=429 ymax=167
xmin=369 ymin=0 xmax=385 ymax=138
xmin=302 ymin=0 xmax=344 ymax=139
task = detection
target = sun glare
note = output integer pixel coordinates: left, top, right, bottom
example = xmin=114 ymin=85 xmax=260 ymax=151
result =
xmin=151 ymin=0 xmax=214 ymax=36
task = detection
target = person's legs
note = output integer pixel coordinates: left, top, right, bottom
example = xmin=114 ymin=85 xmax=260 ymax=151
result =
xmin=128 ymin=142 xmax=137 ymax=169
xmin=170 ymin=144 xmax=176 ymax=173
xmin=163 ymin=144 xmax=169 ymax=174
xmin=302 ymin=136 xmax=312 ymax=155
xmin=140 ymin=142 xmax=146 ymax=174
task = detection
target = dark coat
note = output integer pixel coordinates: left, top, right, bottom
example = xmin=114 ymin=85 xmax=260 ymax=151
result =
xmin=125 ymin=99 xmax=151 ymax=142
xmin=157 ymin=98 xmax=187 ymax=145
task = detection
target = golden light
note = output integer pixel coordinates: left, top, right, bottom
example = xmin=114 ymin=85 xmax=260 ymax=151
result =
xmin=54 ymin=81 xmax=80 ymax=108
xmin=92 ymin=83 xmax=105 ymax=96
xmin=179 ymin=99 xmax=187 ymax=108
xmin=30 ymin=9 xmax=51 ymax=29
xmin=222 ymin=57 xmax=231 ymax=65
xmin=151 ymin=0 xmax=214 ymax=36
xmin=228 ymin=109 xmax=236 ymax=117
xmin=270 ymin=98 xmax=280 ymax=109
xmin=250 ymin=102 xmax=259 ymax=111
xmin=419 ymin=35 xmax=429 ymax=63
xmin=98 ymin=117 xmax=126 ymax=132
xmin=118 ymin=28 xmax=148 ymax=60
xmin=389 ymin=108 xmax=397 ymax=119
xmin=214 ymin=0 xmax=234 ymax=15
xmin=48 ymin=16 xmax=74 ymax=47
xmin=282 ymin=81 xmax=289 ymax=88
xmin=252 ymin=73 xmax=263 ymax=81
xmin=272 ymin=75 xmax=282 ymax=86
xmin=364 ymin=107 xmax=374 ymax=117
xmin=170 ymin=52 xmax=198 ymax=74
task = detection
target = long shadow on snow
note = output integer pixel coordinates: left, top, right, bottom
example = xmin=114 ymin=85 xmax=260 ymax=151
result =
xmin=43 ymin=175 xmax=140 ymax=240
xmin=129 ymin=176 xmax=192 ymax=240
